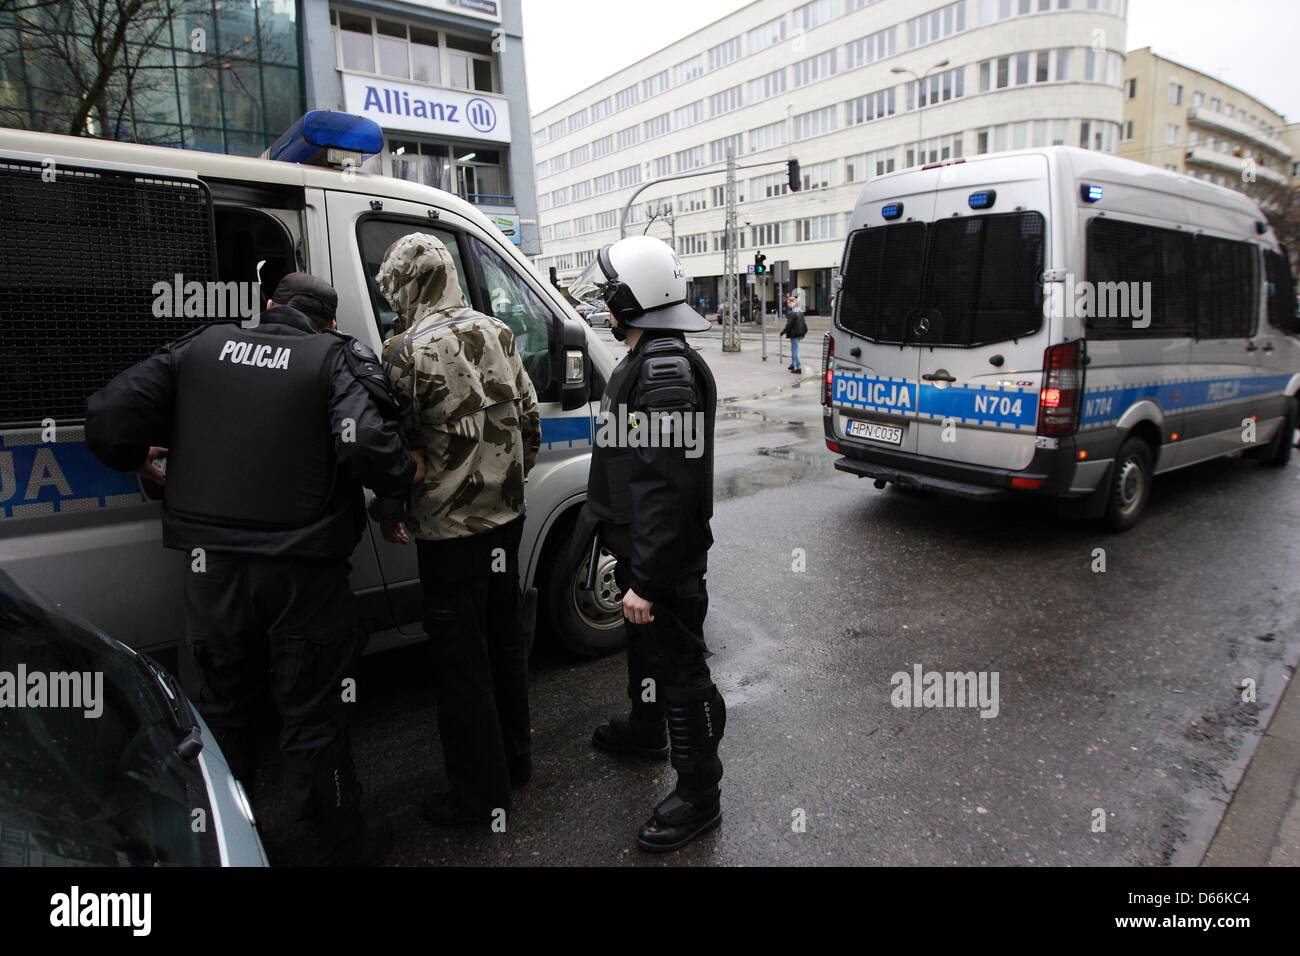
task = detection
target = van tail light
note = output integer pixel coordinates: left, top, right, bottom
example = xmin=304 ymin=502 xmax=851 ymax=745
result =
xmin=821 ymin=333 xmax=834 ymax=406
xmin=1037 ymin=340 xmax=1085 ymax=437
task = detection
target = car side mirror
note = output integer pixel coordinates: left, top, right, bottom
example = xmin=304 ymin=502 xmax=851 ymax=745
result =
xmin=558 ymin=316 xmax=589 ymax=411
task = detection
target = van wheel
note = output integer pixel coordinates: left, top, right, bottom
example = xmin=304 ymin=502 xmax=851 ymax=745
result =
xmin=546 ymin=525 xmax=626 ymax=657
xmin=1258 ymin=397 xmax=1296 ymax=467
xmin=1103 ymin=436 xmax=1153 ymax=531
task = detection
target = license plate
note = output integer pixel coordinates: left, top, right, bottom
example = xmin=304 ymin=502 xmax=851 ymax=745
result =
xmin=845 ymin=418 xmax=904 ymax=445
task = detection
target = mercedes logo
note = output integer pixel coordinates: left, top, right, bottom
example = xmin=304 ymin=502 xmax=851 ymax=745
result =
xmin=914 ymin=315 xmax=931 ymax=337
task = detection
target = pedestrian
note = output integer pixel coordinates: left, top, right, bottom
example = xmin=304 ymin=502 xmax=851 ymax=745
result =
xmin=569 ymin=235 xmax=726 ymax=853
xmin=85 ymin=273 xmax=423 ymax=866
xmin=782 ymin=294 xmax=808 ymax=373
xmin=370 ymin=233 xmax=541 ymax=827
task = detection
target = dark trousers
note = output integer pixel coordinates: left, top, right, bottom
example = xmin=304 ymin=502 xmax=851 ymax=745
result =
xmin=417 ymin=515 xmax=530 ymax=816
xmin=613 ymin=560 xmax=714 ymax=721
xmin=178 ymin=552 xmax=363 ymax=843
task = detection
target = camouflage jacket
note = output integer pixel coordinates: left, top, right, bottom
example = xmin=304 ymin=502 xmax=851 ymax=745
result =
xmin=369 ymin=233 xmax=541 ymax=539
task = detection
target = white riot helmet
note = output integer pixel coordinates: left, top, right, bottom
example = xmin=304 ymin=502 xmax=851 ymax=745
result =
xmin=569 ymin=235 xmax=710 ymax=333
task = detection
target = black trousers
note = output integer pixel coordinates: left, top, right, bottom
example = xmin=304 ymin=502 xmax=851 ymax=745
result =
xmin=178 ymin=552 xmax=363 ymax=841
xmin=417 ymin=515 xmax=530 ymax=816
xmin=613 ymin=559 xmax=714 ymax=720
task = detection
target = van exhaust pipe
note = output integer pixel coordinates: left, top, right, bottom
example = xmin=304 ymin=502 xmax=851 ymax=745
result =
xmin=874 ymin=479 xmax=888 ymax=490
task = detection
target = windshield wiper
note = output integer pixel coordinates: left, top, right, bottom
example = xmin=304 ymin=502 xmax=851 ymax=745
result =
xmin=138 ymin=655 xmax=204 ymax=762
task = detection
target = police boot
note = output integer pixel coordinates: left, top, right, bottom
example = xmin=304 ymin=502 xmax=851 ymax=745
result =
xmin=637 ymin=684 xmax=726 ymax=853
xmin=296 ymin=742 xmax=392 ymax=866
xmin=592 ymin=695 xmax=669 ymax=760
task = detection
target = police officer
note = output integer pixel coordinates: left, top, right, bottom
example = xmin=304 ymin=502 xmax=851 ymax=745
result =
xmin=570 ymin=235 xmax=726 ymax=852
xmin=86 ymin=273 xmax=423 ymax=866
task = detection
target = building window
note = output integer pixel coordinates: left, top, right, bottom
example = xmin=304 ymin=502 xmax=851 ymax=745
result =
xmin=1125 ymin=77 xmax=1136 ymax=98
xmin=1080 ymin=119 xmax=1121 ymax=152
xmin=711 ymin=229 xmax=747 ymax=252
xmin=642 ymin=70 xmax=669 ymax=98
xmin=335 ymin=14 xmax=497 ymax=93
xmin=905 ymin=134 xmax=963 ymax=168
xmin=845 ymin=27 xmax=896 ymax=70
xmin=616 ymin=125 xmax=641 ymax=150
xmin=1168 ymin=82 xmax=1183 ymax=105
xmin=614 ymin=84 xmax=640 ymax=111
xmin=974 ymin=119 xmax=1067 ymax=153
xmin=749 ymin=120 xmax=787 ymax=153
xmin=907 ymin=66 xmax=964 ymax=109
xmin=747 ymin=68 xmax=788 ymax=103
xmin=672 ymin=54 xmax=705 ymax=86
xmin=568 ymin=108 xmax=589 ymax=132
xmin=1164 ymin=123 xmax=1180 ymax=146
xmin=801 ymin=161 xmax=836 ymax=190
xmin=906 ymin=1 xmax=966 ymax=49
xmin=677 ymin=190 xmax=708 ymax=213
xmin=845 ymin=149 xmax=896 ymax=182
xmin=651 ymin=155 xmax=673 ymax=177
xmin=547 ymin=119 xmax=567 ymax=141
xmin=572 ymin=180 xmax=593 ymax=201
xmin=795 ymin=215 xmax=838 ymax=242
xmin=980 ymin=50 xmax=1071 ymax=91
xmin=711 ymin=185 xmax=745 ymax=206
xmin=678 ymin=233 xmax=709 ymax=256
xmin=617 ymin=165 xmax=642 ymax=187
xmin=710 ymin=85 xmax=744 ymax=117
xmin=550 ymin=153 xmax=569 ymax=174
xmin=794 ymin=105 xmax=837 ymax=140
xmin=846 ymin=88 xmax=896 ymax=125
xmin=592 ymin=135 xmax=614 ymax=159
xmin=751 ymin=171 xmax=789 ymax=199
xmin=709 ymin=134 xmax=744 ymax=164
xmin=794 ymin=49 xmax=837 ymax=88
xmin=794 ymin=0 xmax=837 ymax=32
xmin=645 ymin=113 xmax=671 ymax=139
xmin=747 ymin=17 xmax=787 ymax=54
xmin=675 ymin=146 xmax=705 ymax=171
xmin=707 ymin=36 xmax=743 ymax=72
xmin=1121 ymin=120 xmax=1134 ymax=141
xmin=591 ymin=97 xmax=612 ymax=121
xmin=1192 ymin=90 xmax=1203 ymax=108
xmin=569 ymin=144 xmax=590 ymax=167
xmin=673 ymin=100 xmax=705 ymax=129
xmin=594 ymin=172 xmax=617 ymax=194
xmin=595 ymin=211 xmax=618 ymax=230
xmin=752 ymin=222 xmax=783 ymax=246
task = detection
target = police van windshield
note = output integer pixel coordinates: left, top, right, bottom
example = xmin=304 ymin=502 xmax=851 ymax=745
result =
xmin=837 ymin=211 xmax=1045 ymax=348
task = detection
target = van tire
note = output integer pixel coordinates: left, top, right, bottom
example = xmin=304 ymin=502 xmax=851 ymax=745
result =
xmin=1103 ymin=436 xmax=1153 ymax=531
xmin=545 ymin=520 xmax=626 ymax=657
xmin=1258 ymin=397 xmax=1296 ymax=467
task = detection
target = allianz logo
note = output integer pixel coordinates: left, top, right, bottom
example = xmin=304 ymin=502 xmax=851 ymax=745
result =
xmin=217 ymin=340 xmax=291 ymax=370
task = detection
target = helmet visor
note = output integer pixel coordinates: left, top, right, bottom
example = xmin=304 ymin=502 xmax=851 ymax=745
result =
xmin=568 ymin=255 xmax=616 ymax=310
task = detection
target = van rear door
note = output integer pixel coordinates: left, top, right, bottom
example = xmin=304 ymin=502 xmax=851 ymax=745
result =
xmin=831 ymin=191 xmax=937 ymax=456
xmin=911 ymin=158 xmax=1051 ymax=470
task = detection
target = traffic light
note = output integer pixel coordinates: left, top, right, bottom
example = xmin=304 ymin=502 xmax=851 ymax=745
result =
xmin=754 ymin=252 xmax=767 ymax=275
xmin=788 ymin=159 xmax=802 ymax=193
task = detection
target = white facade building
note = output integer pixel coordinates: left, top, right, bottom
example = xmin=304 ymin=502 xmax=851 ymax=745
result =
xmin=530 ymin=0 xmax=1127 ymax=314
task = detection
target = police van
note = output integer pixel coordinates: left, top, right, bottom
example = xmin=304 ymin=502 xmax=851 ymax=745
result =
xmin=824 ymin=146 xmax=1299 ymax=529
xmin=0 ymin=111 xmax=624 ymax=655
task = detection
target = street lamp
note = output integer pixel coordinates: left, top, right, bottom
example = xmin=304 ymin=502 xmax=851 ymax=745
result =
xmin=891 ymin=60 xmax=950 ymax=163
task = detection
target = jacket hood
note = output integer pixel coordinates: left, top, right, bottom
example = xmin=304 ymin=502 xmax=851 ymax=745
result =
xmin=375 ymin=232 xmax=469 ymax=332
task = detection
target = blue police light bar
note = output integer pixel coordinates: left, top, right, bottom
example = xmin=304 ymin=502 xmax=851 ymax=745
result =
xmin=264 ymin=111 xmax=384 ymax=165
xmin=968 ymin=190 xmax=996 ymax=209
xmin=1081 ymin=184 xmax=1104 ymax=203
xmin=881 ymin=203 xmax=904 ymax=220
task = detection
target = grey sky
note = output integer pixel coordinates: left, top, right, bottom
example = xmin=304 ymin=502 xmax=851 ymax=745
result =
xmin=521 ymin=0 xmax=1299 ymax=122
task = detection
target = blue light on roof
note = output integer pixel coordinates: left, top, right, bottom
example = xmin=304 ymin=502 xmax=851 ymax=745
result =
xmin=1081 ymin=184 xmax=1104 ymax=203
xmin=265 ymin=111 xmax=385 ymax=165
xmin=882 ymin=203 xmax=904 ymax=220
xmin=968 ymin=190 xmax=997 ymax=209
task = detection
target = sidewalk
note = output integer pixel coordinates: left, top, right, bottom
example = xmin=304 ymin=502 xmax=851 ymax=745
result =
xmin=690 ymin=312 xmax=829 ymax=401
xmin=1202 ymin=663 xmax=1300 ymax=866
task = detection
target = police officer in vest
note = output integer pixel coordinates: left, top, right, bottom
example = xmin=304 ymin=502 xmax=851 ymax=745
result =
xmin=86 ymin=273 xmax=424 ymax=866
xmin=570 ymin=236 xmax=726 ymax=852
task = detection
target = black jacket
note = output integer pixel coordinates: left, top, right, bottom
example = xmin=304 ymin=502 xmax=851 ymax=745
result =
xmin=85 ymin=306 xmax=415 ymax=559
xmin=586 ymin=331 xmax=715 ymax=602
xmin=781 ymin=312 xmax=808 ymax=339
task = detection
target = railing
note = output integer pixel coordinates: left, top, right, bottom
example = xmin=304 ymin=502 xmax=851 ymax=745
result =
xmin=464 ymin=192 xmax=514 ymax=205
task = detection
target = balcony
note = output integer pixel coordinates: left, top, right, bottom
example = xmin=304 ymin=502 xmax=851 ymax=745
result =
xmin=1185 ymin=147 xmax=1289 ymax=185
xmin=1187 ymin=107 xmax=1292 ymax=159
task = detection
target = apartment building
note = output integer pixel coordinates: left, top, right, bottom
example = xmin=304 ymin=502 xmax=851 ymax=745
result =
xmin=1118 ymin=47 xmax=1292 ymax=204
xmin=530 ymin=0 xmax=1127 ymax=314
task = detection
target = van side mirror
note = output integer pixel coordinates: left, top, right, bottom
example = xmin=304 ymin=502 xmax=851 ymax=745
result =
xmin=558 ymin=316 xmax=589 ymax=411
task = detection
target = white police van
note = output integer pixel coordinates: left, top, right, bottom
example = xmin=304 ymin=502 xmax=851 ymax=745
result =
xmin=0 ymin=111 xmax=623 ymax=655
xmin=824 ymin=146 xmax=1299 ymax=529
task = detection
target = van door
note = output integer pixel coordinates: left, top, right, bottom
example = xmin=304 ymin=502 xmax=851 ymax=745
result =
xmin=832 ymin=204 xmax=935 ymax=456
xmin=910 ymin=162 xmax=1050 ymax=470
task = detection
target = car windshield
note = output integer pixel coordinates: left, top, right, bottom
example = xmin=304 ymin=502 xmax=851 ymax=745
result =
xmin=0 ymin=584 xmax=218 ymax=866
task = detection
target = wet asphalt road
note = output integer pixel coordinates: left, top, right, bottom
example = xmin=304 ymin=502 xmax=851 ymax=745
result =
xmin=248 ymin=379 xmax=1300 ymax=866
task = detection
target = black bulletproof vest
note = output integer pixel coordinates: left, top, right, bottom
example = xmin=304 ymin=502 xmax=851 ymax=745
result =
xmin=165 ymin=323 xmax=342 ymax=530
xmin=587 ymin=334 xmax=716 ymax=527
